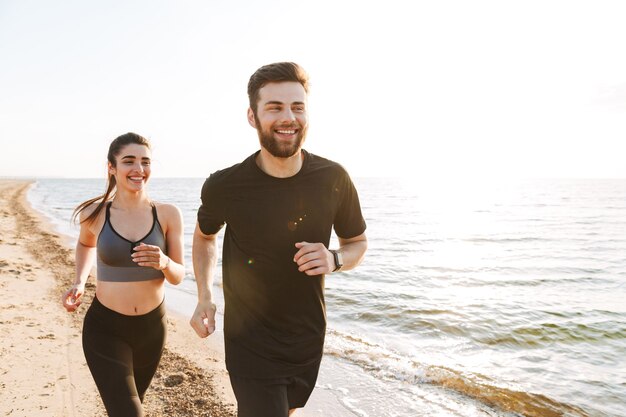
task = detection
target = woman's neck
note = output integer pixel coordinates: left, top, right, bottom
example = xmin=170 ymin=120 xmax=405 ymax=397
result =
xmin=111 ymin=190 xmax=150 ymax=210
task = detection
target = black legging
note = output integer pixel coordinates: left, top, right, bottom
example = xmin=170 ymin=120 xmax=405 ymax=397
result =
xmin=82 ymin=296 xmax=166 ymax=417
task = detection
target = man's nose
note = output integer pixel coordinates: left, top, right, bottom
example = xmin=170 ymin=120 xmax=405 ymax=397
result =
xmin=281 ymin=108 xmax=296 ymax=122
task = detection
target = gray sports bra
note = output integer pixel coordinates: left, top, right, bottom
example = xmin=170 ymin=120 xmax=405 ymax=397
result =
xmin=96 ymin=202 xmax=167 ymax=282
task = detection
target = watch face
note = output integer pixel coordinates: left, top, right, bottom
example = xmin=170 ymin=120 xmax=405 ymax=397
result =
xmin=332 ymin=250 xmax=343 ymax=270
xmin=336 ymin=251 xmax=344 ymax=266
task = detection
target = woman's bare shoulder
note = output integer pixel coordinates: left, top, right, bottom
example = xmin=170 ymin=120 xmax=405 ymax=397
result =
xmin=153 ymin=202 xmax=183 ymax=222
xmin=77 ymin=201 xmax=107 ymax=238
xmin=79 ymin=201 xmax=103 ymax=219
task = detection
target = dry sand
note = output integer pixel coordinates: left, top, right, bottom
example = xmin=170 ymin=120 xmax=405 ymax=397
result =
xmin=0 ymin=179 xmax=236 ymax=417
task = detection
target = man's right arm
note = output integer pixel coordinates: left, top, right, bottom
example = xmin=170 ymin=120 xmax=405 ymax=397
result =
xmin=189 ymin=222 xmax=219 ymax=338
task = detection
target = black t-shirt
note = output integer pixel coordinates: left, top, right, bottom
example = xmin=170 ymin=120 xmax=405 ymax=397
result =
xmin=197 ymin=150 xmax=366 ymax=378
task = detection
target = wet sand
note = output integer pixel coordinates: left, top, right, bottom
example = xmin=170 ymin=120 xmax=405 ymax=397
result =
xmin=0 ymin=179 xmax=236 ymax=417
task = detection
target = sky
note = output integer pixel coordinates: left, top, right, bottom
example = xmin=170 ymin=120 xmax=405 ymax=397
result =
xmin=0 ymin=0 xmax=625 ymax=180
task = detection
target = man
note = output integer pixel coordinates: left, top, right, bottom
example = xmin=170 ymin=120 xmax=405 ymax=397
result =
xmin=190 ymin=62 xmax=367 ymax=416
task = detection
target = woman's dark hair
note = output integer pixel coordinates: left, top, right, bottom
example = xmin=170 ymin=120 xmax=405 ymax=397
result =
xmin=72 ymin=132 xmax=151 ymax=224
xmin=247 ymin=62 xmax=309 ymax=116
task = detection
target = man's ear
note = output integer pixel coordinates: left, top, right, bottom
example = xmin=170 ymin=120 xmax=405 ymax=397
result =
xmin=247 ymin=108 xmax=257 ymax=128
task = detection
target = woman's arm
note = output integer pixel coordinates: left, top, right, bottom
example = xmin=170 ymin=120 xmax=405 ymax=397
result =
xmin=62 ymin=212 xmax=97 ymax=312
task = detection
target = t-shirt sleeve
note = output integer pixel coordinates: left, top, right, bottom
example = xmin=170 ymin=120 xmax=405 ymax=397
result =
xmin=197 ymin=175 xmax=226 ymax=235
xmin=334 ymin=170 xmax=367 ymax=239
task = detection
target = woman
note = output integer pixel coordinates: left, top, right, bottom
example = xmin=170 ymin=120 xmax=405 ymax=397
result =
xmin=62 ymin=132 xmax=185 ymax=417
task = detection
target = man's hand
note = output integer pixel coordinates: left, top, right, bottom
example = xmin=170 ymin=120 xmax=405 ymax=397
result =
xmin=294 ymin=241 xmax=334 ymax=276
xmin=190 ymin=300 xmax=217 ymax=338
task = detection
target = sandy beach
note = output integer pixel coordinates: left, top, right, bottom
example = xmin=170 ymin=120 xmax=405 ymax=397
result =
xmin=0 ymin=179 xmax=236 ymax=417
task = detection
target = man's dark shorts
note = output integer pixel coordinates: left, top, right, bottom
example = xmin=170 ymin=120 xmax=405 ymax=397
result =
xmin=229 ymin=365 xmax=320 ymax=417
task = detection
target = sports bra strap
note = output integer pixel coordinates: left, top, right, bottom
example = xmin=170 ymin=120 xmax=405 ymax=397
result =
xmin=105 ymin=201 xmax=112 ymax=221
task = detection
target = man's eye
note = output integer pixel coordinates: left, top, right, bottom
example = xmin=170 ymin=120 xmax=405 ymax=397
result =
xmin=142 ymin=161 xmax=151 ymax=166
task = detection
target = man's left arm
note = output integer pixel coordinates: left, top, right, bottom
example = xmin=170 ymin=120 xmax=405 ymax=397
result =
xmin=294 ymin=233 xmax=368 ymax=276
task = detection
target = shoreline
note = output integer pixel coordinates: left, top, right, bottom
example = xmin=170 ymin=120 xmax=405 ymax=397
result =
xmin=11 ymin=177 xmax=619 ymax=416
xmin=0 ymin=179 xmax=236 ymax=416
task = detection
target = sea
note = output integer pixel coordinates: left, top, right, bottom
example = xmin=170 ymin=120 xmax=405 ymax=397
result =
xmin=28 ymin=177 xmax=626 ymax=417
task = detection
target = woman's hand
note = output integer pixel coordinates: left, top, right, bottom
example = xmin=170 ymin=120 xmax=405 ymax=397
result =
xmin=132 ymin=243 xmax=170 ymax=270
xmin=62 ymin=284 xmax=85 ymax=312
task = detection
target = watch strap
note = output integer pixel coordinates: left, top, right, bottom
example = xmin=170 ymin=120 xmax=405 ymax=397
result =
xmin=330 ymin=249 xmax=342 ymax=272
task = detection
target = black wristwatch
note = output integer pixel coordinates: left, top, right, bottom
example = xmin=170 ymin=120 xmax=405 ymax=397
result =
xmin=330 ymin=249 xmax=344 ymax=272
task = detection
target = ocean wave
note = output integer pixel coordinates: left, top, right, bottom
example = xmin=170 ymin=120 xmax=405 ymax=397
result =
xmin=475 ymin=322 xmax=626 ymax=347
xmin=422 ymin=366 xmax=590 ymax=417
xmin=465 ymin=237 xmax=550 ymax=244
xmin=354 ymin=311 xmax=471 ymax=337
xmin=460 ymin=275 xmax=614 ymax=288
xmin=324 ymin=330 xmax=591 ymax=417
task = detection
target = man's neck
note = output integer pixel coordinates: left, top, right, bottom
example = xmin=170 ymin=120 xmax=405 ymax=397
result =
xmin=256 ymin=148 xmax=304 ymax=178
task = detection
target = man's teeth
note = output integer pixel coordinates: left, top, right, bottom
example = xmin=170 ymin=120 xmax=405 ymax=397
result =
xmin=277 ymin=130 xmax=296 ymax=134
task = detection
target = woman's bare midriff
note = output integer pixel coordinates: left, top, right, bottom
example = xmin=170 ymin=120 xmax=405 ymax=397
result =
xmin=96 ymin=278 xmax=165 ymax=315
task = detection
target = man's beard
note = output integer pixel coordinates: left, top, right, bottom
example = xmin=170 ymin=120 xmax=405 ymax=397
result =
xmin=257 ymin=123 xmax=307 ymax=158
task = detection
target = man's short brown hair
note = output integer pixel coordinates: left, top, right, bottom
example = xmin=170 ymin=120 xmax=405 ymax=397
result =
xmin=247 ymin=62 xmax=309 ymax=114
